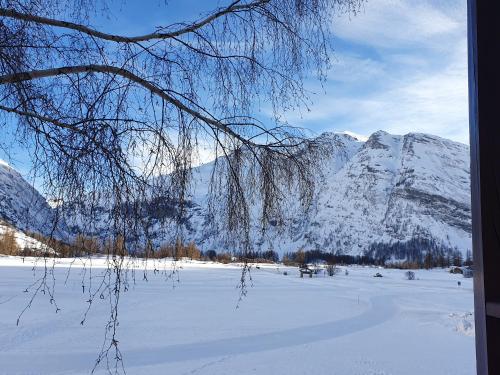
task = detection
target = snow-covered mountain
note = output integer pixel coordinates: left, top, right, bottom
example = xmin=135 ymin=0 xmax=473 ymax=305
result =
xmin=0 ymin=160 xmax=68 ymax=239
xmin=0 ymin=130 xmax=472 ymax=257
xmin=179 ymin=131 xmax=471 ymax=256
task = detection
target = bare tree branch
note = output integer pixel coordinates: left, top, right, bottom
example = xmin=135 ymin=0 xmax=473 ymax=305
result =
xmin=0 ymin=64 xmax=273 ymax=147
xmin=0 ymin=1 xmax=270 ymax=43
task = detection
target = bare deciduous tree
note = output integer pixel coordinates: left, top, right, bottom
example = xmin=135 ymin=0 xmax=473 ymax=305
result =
xmin=0 ymin=0 xmax=363 ymax=372
xmin=0 ymin=227 xmax=19 ymax=254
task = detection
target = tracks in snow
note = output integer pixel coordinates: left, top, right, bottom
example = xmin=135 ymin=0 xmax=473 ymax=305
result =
xmin=0 ymin=294 xmax=397 ymax=374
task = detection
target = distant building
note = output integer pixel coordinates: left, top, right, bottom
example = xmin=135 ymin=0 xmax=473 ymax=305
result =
xmin=463 ymin=267 xmax=473 ymax=278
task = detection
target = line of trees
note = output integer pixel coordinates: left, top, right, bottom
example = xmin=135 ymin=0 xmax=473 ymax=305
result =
xmin=280 ymin=239 xmax=473 ymax=269
xmin=2 ymin=228 xmax=473 ymax=270
xmin=233 ymin=250 xmax=280 ymax=263
xmin=2 ymin=227 xmax=284 ymax=264
xmin=24 ymin=233 xmax=201 ymax=259
xmin=282 ymin=249 xmax=378 ymax=266
xmin=3 ymin=230 xmax=232 ymax=263
xmin=367 ymin=238 xmax=472 ymax=269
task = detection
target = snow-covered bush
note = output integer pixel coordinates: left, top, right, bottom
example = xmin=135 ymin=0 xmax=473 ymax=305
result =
xmin=405 ymin=271 xmax=416 ymax=280
xmin=326 ymin=264 xmax=336 ymax=276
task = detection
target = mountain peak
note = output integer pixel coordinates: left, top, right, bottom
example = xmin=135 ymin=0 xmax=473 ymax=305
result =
xmin=316 ymin=131 xmax=368 ymax=143
xmin=364 ymin=130 xmax=400 ymax=150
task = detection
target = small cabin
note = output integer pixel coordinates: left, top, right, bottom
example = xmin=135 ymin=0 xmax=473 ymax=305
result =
xmin=463 ymin=267 xmax=473 ymax=278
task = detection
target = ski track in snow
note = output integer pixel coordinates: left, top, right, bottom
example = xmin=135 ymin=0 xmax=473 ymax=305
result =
xmin=0 ymin=294 xmax=395 ymax=374
xmin=124 ymin=295 xmax=396 ymax=366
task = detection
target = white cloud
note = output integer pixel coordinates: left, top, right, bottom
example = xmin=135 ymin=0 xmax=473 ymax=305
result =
xmin=277 ymin=0 xmax=469 ymax=144
xmin=295 ymin=44 xmax=467 ymax=143
xmin=328 ymin=53 xmax=386 ymax=84
xmin=333 ymin=0 xmax=462 ymax=50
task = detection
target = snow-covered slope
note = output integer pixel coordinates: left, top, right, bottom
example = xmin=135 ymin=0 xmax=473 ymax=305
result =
xmin=0 ymin=160 xmax=67 ymax=239
xmin=182 ymin=131 xmax=471 ymax=256
xmin=0 ymin=220 xmax=54 ymax=253
xmin=302 ymin=131 xmax=471 ymax=254
xmin=0 ymin=131 xmax=472 ymax=257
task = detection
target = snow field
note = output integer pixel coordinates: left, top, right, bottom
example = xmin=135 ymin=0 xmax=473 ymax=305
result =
xmin=0 ymin=257 xmax=475 ymax=375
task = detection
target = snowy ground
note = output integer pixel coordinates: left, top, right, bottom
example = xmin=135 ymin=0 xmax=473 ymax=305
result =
xmin=0 ymin=257 xmax=475 ymax=375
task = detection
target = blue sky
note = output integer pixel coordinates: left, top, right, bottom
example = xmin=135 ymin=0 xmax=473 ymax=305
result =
xmin=282 ymin=0 xmax=468 ymax=143
xmin=0 ymin=0 xmax=468 ymax=175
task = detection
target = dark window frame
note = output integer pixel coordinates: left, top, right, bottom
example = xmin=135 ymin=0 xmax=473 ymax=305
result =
xmin=468 ymin=1 xmax=500 ymax=373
